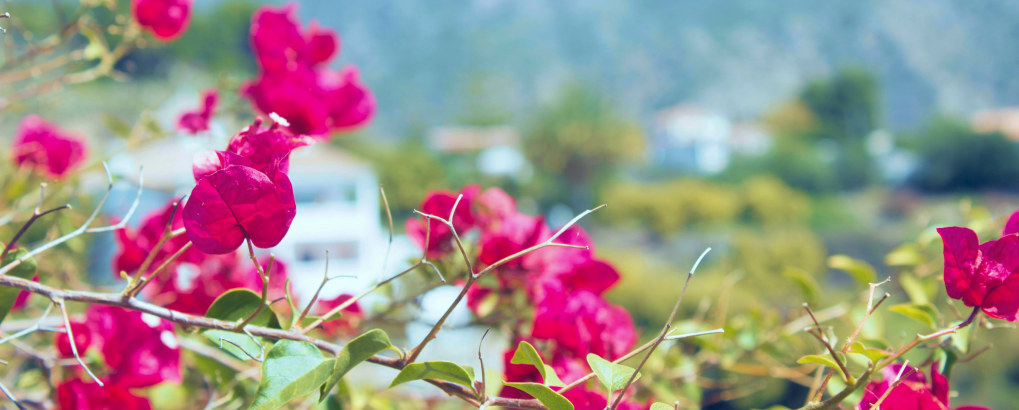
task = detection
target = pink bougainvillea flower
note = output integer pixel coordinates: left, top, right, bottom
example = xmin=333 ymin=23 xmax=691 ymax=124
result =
xmin=242 ymin=67 xmax=375 ymax=136
xmin=561 ymin=387 xmax=644 ymax=410
xmin=857 ymin=363 xmax=990 ymax=410
xmin=473 ymin=187 xmax=517 ymax=230
xmin=11 ymin=274 xmax=37 ymax=311
xmin=184 ymin=150 xmax=296 ymax=254
xmin=313 ymin=294 xmax=364 ymax=337
xmin=132 ymin=0 xmax=192 ymax=41
xmin=55 ymin=306 xmax=180 ymax=388
xmin=937 ymin=227 xmax=1019 ymax=321
xmin=112 ymin=199 xmax=208 ymax=277
xmin=242 ymin=4 xmax=375 ymax=136
xmin=11 ymin=115 xmax=88 ymax=179
xmin=225 ymin=118 xmax=316 ymax=175
xmin=1004 ymin=209 xmax=1019 ymax=237
xmin=57 ymin=379 xmax=152 ymax=410
xmin=476 ymin=212 xmax=551 ymax=271
xmin=406 ymin=186 xmax=480 ymax=259
xmin=54 ymin=322 xmax=92 ymax=359
xmin=177 ymin=89 xmax=218 ymax=134
xmin=86 ymin=306 xmax=181 ymax=388
xmin=532 ymin=281 xmax=636 ymax=360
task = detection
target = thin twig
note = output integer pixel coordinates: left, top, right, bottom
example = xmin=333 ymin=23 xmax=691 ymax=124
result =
xmin=1 ymin=183 xmax=71 ymax=260
xmin=126 ymin=195 xmax=183 ymax=289
xmin=379 ymin=186 xmax=394 ymax=283
xmin=0 ymin=378 xmax=25 ymax=410
xmin=236 ymin=246 xmax=272 ymax=330
xmin=0 ymin=273 xmax=549 ymax=410
xmin=0 ymin=164 xmax=142 ymax=276
xmin=609 ymin=248 xmax=711 ymax=410
xmin=56 ymin=299 xmax=102 ymax=386
xmin=405 ymin=205 xmax=606 ymax=365
xmin=130 ymin=241 xmax=193 ymax=297
xmin=811 ymin=277 xmax=890 ymax=403
xmin=868 ymin=362 xmax=915 ymax=410
xmin=478 ymin=328 xmax=490 ymax=401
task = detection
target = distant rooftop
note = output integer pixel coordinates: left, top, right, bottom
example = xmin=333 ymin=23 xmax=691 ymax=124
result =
xmin=427 ymin=126 xmax=520 ymax=153
xmin=971 ymin=107 xmax=1019 ymax=141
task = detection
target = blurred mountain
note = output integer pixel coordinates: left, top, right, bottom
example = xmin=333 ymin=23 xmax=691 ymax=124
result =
xmin=296 ymin=0 xmax=1019 ymax=134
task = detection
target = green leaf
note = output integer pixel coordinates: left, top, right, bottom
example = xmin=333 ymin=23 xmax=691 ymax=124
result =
xmin=848 ymin=341 xmax=890 ymax=364
xmin=511 ymin=341 xmax=565 ymax=387
xmin=889 ymin=302 xmax=938 ymax=329
xmin=0 ymin=249 xmax=37 ymax=325
xmin=202 ymin=289 xmax=279 ymax=359
xmin=502 ymin=382 xmax=573 ymax=410
xmin=249 ymin=340 xmax=334 ymax=410
xmin=101 ymin=114 xmax=132 ymax=139
xmin=320 ymin=329 xmax=394 ymax=401
xmin=951 ymin=319 xmax=973 ymax=353
xmin=828 ymin=255 xmax=876 ymax=285
xmin=898 ymin=273 xmax=930 ymax=304
xmin=885 ymin=244 xmax=924 ymax=267
xmin=389 ymin=361 xmax=475 ymax=388
xmin=586 ymin=354 xmax=640 ymax=392
xmin=650 ymin=403 xmax=675 ymax=410
xmin=797 ymin=353 xmax=847 ymax=381
xmin=782 ymin=266 xmax=820 ymax=302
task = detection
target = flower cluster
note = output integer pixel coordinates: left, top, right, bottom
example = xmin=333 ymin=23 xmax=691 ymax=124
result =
xmin=184 ymin=119 xmax=301 ymax=255
xmin=405 ymin=186 xmax=640 ymax=408
xmin=54 ymin=306 xmax=182 ymax=409
xmin=114 ymin=200 xmax=289 ymax=315
xmin=857 ymin=363 xmax=989 ymax=410
xmin=241 ymin=4 xmax=375 ymax=137
xmin=176 ymin=89 xmax=218 ymax=134
xmin=11 ymin=115 xmax=88 ymax=180
xmin=937 ymin=211 xmax=1019 ymax=322
xmin=132 ymin=0 xmax=192 ymax=41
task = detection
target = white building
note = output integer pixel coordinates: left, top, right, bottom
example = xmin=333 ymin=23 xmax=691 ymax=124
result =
xmin=651 ymin=105 xmax=772 ymax=174
xmin=112 ymin=135 xmax=413 ymax=302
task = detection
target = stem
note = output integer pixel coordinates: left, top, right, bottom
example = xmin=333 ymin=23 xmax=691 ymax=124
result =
xmin=300 ymin=260 xmax=426 ymax=334
xmin=811 ymin=277 xmax=890 ymax=403
xmin=56 ymin=299 xmax=102 ymax=386
xmin=130 ymin=242 xmax=192 ymax=297
xmin=609 ymin=248 xmax=710 ymax=410
xmin=236 ymin=244 xmax=272 ymax=330
xmin=0 ymin=272 xmax=552 ymax=410
xmin=127 ymin=198 xmax=184 ymax=288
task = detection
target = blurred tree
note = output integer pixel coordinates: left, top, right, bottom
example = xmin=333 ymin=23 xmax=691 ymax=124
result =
xmin=523 ymin=83 xmax=644 ymax=210
xmin=799 ymin=68 xmax=880 ymax=142
xmin=907 ymin=118 xmax=1019 ymax=192
xmin=169 ymin=0 xmax=258 ymax=74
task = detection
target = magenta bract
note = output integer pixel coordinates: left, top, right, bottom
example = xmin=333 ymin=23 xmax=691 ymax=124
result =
xmin=177 ymin=89 xmax=218 ymax=134
xmin=11 ymin=115 xmax=88 ymax=179
xmin=184 ymin=164 xmax=295 ymax=254
xmin=938 ymin=227 xmax=1019 ymax=322
xmin=133 ymin=0 xmax=191 ymax=41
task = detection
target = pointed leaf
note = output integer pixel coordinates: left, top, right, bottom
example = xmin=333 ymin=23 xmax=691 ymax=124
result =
xmin=511 ymin=341 xmax=565 ymax=387
xmin=389 ymin=361 xmax=475 ymax=388
xmin=828 ymin=255 xmax=876 ymax=285
xmin=321 ymin=330 xmax=393 ymax=401
xmin=502 ymin=382 xmax=573 ymax=410
xmin=0 ymin=249 xmax=37 ymax=326
xmin=202 ymin=289 xmax=279 ymax=359
xmin=249 ymin=340 xmax=334 ymax=410
xmin=848 ymin=341 xmax=891 ymax=364
xmin=782 ymin=266 xmax=820 ymax=302
xmin=797 ymin=353 xmax=847 ymax=381
xmin=586 ymin=354 xmax=640 ymax=392
xmin=889 ymin=302 xmax=938 ymax=329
